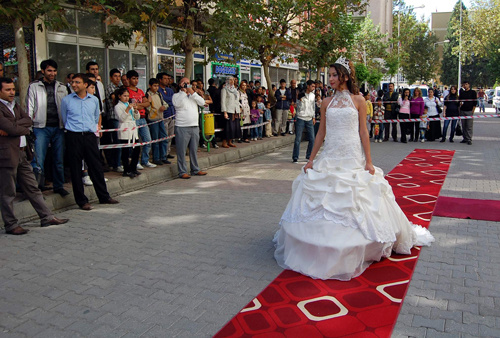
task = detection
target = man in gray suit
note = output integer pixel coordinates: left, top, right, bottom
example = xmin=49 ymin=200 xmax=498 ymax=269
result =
xmin=0 ymin=77 xmax=68 ymax=235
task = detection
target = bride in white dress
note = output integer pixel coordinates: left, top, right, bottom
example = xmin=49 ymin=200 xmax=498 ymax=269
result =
xmin=274 ymin=57 xmax=433 ymax=280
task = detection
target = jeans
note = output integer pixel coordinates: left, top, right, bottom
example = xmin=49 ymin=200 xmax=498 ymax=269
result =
xmin=374 ymin=123 xmax=384 ymax=140
xmin=478 ymin=98 xmax=485 ymax=113
xmin=257 ymin=116 xmax=263 ymax=138
xmin=148 ymin=120 xmax=167 ymax=162
xmin=442 ymin=119 xmax=457 ymax=140
xmin=419 ymin=128 xmax=427 ymax=140
xmin=250 ymin=121 xmax=258 ymax=139
xmin=136 ymin=118 xmax=152 ymax=164
xmin=32 ymin=127 xmax=65 ymax=190
xmin=293 ymin=118 xmax=315 ymax=161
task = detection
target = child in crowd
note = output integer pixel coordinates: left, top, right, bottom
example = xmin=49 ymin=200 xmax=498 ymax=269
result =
xmin=145 ymin=78 xmax=168 ymax=165
xmin=250 ymin=100 xmax=260 ymax=141
xmin=373 ymin=98 xmax=385 ymax=143
xmin=256 ymin=95 xmax=265 ymax=140
xmin=364 ymin=92 xmax=373 ymax=138
xmin=420 ymin=107 xmax=429 ymax=143
xmin=114 ymin=88 xmax=141 ymax=178
xmin=264 ymin=101 xmax=273 ymax=137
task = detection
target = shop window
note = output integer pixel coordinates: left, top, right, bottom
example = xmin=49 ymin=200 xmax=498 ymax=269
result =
xmin=132 ymin=53 xmax=148 ymax=91
xmin=194 ymin=62 xmax=204 ymax=83
xmin=157 ymin=27 xmax=175 ymax=48
xmin=78 ymin=11 xmax=105 ymax=38
xmin=251 ymin=68 xmax=261 ymax=82
xmin=158 ymin=55 xmax=174 ymax=75
xmin=60 ymin=8 xmax=77 ymax=34
xmin=79 ymin=46 xmax=106 ymax=77
xmin=174 ymin=57 xmax=185 ymax=83
xmin=48 ymin=42 xmax=78 ymax=82
xmin=109 ymin=49 xmax=129 ymax=76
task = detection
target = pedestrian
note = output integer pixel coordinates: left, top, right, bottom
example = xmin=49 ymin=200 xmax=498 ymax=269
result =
xmin=249 ymin=101 xmax=260 ymax=141
xmin=121 ymin=74 xmax=129 ymax=88
xmin=172 ymin=77 xmax=208 ymax=179
xmin=256 ymin=95 xmax=265 ymax=140
xmin=364 ymin=91 xmax=373 ymax=138
xmin=424 ymin=89 xmax=442 ymax=141
xmin=60 ymin=73 xmax=119 ymax=210
xmin=419 ymin=107 xmax=429 ymax=142
xmin=373 ymin=98 xmax=385 ymax=142
xmin=207 ymin=78 xmax=222 ymax=147
xmin=126 ymin=70 xmax=156 ymax=169
xmin=0 ymin=77 xmax=69 ymax=235
xmin=477 ymin=87 xmax=486 ymax=113
xmin=441 ymin=85 xmax=460 ymax=143
xmin=397 ymin=88 xmax=411 ymax=143
xmin=26 ymin=59 xmax=69 ymax=196
xmin=410 ymin=87 xmax=425 ymax=142
xmin=459 ymin=81 xmax=477 ymax=145
xmin=104 ymin=68 xmax=123 ymax=172
xmin=238 ymin=81 xmax=251 ymax=143
xmin=264 ymin=101 xmax=273 ymax=138
xmin=292 ymin=80 xmax=316 ymax=163
xmin=382 ymin=83 xmax=399 ymax=142
xmin=114 ymin=87 xmax=141 ymax=178
xmin=273 ymin=79 xmax=292 ymax=136
xmin=145 ymin=78 xmax=168 ymax=165
xmin=156 ymin=72 xmax=175 ymax=161
xmin=221 ymin=76 xmax=240 ymax=148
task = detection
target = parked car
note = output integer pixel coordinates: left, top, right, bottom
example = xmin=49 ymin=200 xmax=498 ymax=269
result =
xmin=410 ymin=85 xmax=429 ymax=99
xmin=486 ymin=89 xmax=494 ymax=104
xmin=492 ymin=87 xmax=500 ymax=114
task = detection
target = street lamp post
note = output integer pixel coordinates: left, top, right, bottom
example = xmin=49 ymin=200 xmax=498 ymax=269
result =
xmin=397 ymin=4 xmax=425 ymax=89
xmin=458 ymin=0 xmax=462 ymax=89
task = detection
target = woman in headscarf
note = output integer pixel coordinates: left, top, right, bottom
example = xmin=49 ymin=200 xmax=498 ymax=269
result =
xmin=220 ymin=77 xmax=241 ymax=147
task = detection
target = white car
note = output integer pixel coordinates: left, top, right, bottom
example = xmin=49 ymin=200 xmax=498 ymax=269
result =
xmin=409 ymin=85 xmax=429 ymax=99
xmin=492 ymin=87 xmax=500 ymax=114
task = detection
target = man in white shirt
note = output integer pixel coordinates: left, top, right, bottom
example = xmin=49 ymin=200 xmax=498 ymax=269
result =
xmin=172 ymin=77 xmax=208 ymax=179
xmin=292 ymin=80 xmax=316 ymax=163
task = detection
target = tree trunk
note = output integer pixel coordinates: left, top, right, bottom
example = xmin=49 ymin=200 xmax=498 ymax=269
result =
xmin=183 ymin=15 xmax=195 ymax=80
xmin=316 ymin=65 xmax=322 ymax=82
xmin=263 ymin=61 xmax=275 ymax=105
xmin=13 ymin=18 xmax=29 ymax=110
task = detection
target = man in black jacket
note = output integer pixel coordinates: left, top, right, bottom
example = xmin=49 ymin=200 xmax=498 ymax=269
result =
xmin=459 ymin=81 xmax=477 ymax=145
xmin=382 ymin=83 xmax=399 ymax=142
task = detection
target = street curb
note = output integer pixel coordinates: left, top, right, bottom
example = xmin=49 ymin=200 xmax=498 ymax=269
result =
xmin=8 ymin=135 xmax=295 ymax=226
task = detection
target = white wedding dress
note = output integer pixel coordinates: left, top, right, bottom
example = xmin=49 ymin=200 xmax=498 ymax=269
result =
xmin=274 ymin=90 xmax=434 ymax=280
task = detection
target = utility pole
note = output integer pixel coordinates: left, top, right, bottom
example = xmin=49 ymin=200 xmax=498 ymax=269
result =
xmin=458 ymin=0 xmax=462 ymax=89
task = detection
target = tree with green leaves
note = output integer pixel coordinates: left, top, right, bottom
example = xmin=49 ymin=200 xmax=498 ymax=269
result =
xmin=0 ymin=0 xmax=72 ymax=107
xmin=400 ymin=22 xmax=438 ymax=84
xmin=208 ymin=0 xmax=362 ymax=102
xmin=89 ymin=0 xmax=211 ymax=79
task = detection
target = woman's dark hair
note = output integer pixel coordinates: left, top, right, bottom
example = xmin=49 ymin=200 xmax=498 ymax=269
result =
xmin=113 ymin=87 xmax=129 ymax=106
xmin=446 ymin=85 xmax=458 ymax=100
xmin=298 ymin=92 xmax=306 ymax=101
xmin=402 ymin=88 xmax=410 ymax=100
xmin=330 ymin=60 xmax=359 ymax=95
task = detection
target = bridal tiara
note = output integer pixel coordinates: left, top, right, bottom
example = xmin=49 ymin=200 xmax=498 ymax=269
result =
xmin=335 ymin=56 xmax=351 ymax=74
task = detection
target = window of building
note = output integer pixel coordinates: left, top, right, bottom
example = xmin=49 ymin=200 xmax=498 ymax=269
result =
xmin=77 ymin=11 xmax=105 ymax=38
xmin=48 ymin=42 xmax=78 ymax=82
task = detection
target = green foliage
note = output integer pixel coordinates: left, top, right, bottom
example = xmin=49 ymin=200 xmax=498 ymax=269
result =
xmin=367 ymin=69 xmax=384 ymax=87
xmin=0 ymin=0 xmax=73 ymax=31
xmin=355 ymin=63 xmax=369 ymax=83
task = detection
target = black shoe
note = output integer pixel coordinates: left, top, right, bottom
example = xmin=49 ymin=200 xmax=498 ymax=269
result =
xmin=237 ymin=139 xmax=243 ymax=143
xmin=167 ymin=154 xmax=175 ymax=159
xmin=467 ymin=141 xmax=472 ymax=145
xmin=123 ymin=172 xmax=136 ymax=178
xmin=460 ymin=140 xmax=467 ymax=143
xmin=450 ymin=139 xmax=454 ymax=143
xmin=440 ymin=139 xmax=446 ymax=143
xmin=39 ymin=185 xmax=52 ymax=192
xmin=401 ymin=140 xmax=407 ymax=143
xmin=153 ymin=160 xmax=164 ymax=165
xmin=132 ymin=170 xmax=142 ymax=176
xmin=414 ymin=138 xmax=419 ymax=142
xmin=162 ymin=159 xmax=172 ymax=164
xmin=281 ymin=133 xmax=286 ymax=136
xmin=409 ymin=138 xmax=413 ymax=142
xmin=273 ymin=133 xmax=278 ymax=136
xmin=54 ymin=188 xmax=70 ymax=197
xmin=292 ymin=159 xmax=298 ymax=163
xmin=212 ymin=143 xmax=219 ymax=149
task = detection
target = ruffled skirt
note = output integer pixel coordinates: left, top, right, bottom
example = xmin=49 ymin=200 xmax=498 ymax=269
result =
xmin=274 ymin=156 xmax=432 ymax=280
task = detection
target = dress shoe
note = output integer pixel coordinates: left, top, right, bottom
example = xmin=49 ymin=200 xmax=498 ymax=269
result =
xmin=101 ymin=198 xmax=119 ymax=205
xmin=54 ymin=188 xmax=70 ymax=197
xmin=467 ymin=141 xmax=472 ymax=145
xmin=132 ymin=170 xmax=142 ymax=176
xmin=162 ymin=159 xmax=172 ymax=164
xmin=39 ymin=185 xmax=52 ymax=192
xmin=440 ymin=139 xmax=446 ymax=143
xmin=41 ymin=217 xmax=69 ymax=227
xmin=153 ymin=160 xmax=164 ymax=165
xmin=80 ymin=203 xmax=93 ymax=211
xmin=123 ymin=172 xmax=136 ymax=178
xmin=167 ymin=154 xmax=175 ymax=159
xmin=194 ymin=171 xmax=207 ymax=176
xmin=6 ymin=226 xmax=29 ymax=235
xmin=450 ymin=139 xmax=454 ymax=143
xmin=460 ymin=140 xmax=467 ymax=143
xmin=180 ymin=174 xmax=191 ymax=179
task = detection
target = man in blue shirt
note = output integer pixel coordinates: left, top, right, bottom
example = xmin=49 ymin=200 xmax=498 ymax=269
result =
xmin=60 ymin=73 xmax=118 ymax=210
xmin=157 ymin=72 xmax=176 ymax=160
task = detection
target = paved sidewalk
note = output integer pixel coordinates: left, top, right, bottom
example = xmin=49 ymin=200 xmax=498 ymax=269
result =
xmin=0 ymin=117 xmax=499 ymax=337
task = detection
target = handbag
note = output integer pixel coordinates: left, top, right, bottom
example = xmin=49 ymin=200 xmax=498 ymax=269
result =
xmin=455 ymin=123 xmax=463 ymax=136
xmin=436 ymin=99 xmax=442 ymax=114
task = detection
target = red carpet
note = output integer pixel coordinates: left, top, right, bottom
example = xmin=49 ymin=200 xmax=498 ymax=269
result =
xmin=215 ymin=149 xmax=454 ymax=338
xmin=434 ymin=196 xmax=500 ymax=222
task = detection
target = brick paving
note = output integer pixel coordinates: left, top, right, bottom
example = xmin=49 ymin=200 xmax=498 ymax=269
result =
xmin=0 ymin=115 xmax=499 ymax=337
